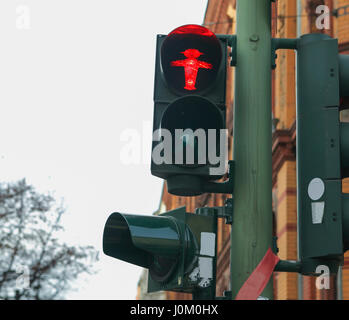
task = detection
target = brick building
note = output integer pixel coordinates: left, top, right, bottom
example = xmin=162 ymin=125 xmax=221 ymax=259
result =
xmin=137 ymin=0 xmax=349 ymax=300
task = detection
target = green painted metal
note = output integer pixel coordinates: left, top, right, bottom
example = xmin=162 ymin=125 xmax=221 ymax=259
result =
xmin=274 ymin=260 xmax=302 ymax=273
xmin=103 ymin=212 xmax=180 ymax=268
xmin=102 ymin=206 xmax=218 ymax=298
xmin=151 ymin=33 xmax=228 ymax=196
xmin=231 ymin=0 xmax=273 ymax=299
xmin=103 ymin=212 xmax=153 ymax=269
xmin=339 ymin=54 xmax=349 ymax=96
xmin=296 ymin=34 xmax=349 ymax=275
xmin=340 ymin=123 xmax=349 ymax=176
xmin=271 ymin=38 xmax=298 ymax=69
xmin=341 ymin=194 xmax=349 ymax=250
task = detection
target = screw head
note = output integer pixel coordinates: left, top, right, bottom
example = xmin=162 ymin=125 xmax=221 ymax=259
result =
xmin=250 ymin=34 xmax=259 ymax=42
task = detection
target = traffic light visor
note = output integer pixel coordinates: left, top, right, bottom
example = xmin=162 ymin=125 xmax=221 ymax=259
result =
xmin=103 ymin=212 xmax=181 ymax=269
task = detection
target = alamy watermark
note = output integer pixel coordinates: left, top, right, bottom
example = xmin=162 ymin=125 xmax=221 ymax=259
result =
xmin=15 ymin=265 xmax=30 ymax=290
xmin=120 ymin=121 xmax=228 ymax=176
xmin=315 ymin=265 xmax=330 ymax=290
xmin=16 ymin=5 xmax=31 ymax=30
xmin=316 ymin=5 xmax=330 ymax=30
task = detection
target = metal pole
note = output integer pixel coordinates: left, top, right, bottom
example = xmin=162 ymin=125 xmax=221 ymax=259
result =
xmin=231 ymin=0 xmax=273 ymax=299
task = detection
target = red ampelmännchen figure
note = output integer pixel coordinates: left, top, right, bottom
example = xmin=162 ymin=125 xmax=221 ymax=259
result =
xmin=171 ymin=49 xmax=212 ymax=91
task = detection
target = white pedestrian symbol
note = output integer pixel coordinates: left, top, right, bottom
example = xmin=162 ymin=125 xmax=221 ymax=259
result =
xmin=308 ymin=178 xmax=325 ymax=224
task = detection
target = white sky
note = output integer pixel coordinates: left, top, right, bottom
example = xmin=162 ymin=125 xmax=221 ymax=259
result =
xmin=0 ymin=0 xmax=208 ymax=299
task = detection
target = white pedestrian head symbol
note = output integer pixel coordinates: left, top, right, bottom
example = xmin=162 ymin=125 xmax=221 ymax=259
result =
xmin=308 ymin=178 xmax=325 ymax=201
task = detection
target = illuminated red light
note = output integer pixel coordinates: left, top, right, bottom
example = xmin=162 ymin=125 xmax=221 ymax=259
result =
xmin=168 ymin=24 xmax=215 ymax=37
xmin=171 ymin=49 xmax=212 ymax=91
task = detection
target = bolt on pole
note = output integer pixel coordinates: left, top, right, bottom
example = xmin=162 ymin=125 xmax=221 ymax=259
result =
xmin=231 ymin=0 xmax=273 ymax=299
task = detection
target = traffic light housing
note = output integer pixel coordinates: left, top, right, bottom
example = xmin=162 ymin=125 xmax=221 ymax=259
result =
xmin=296 ymin=33 xmax=349 ymax=274
xmin=151 ymin=25 xmax=228 ymax=196
xmin=103 ymin=206 xmax=218 ymax=298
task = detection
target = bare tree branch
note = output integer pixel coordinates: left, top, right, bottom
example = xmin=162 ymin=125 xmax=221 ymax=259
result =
xmin=0 ymin=180 xmax=98 ymax=300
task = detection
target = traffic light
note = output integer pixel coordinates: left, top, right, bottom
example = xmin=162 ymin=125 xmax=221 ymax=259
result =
xmin=296 ymin=33 xmax=349 ymax=274
xmin=151 ymin=25 xmax=228 ymax=196
xmin=103 ymin=206 xmax=218 ymax=299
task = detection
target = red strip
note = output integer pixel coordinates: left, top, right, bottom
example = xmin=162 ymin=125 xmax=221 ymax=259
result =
xmin=235 ymin=248 xmax=279 ymax=300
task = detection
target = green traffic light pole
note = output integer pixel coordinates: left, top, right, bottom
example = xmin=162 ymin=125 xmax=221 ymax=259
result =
xmin=230 ymin=0 xmax=274 ymax=299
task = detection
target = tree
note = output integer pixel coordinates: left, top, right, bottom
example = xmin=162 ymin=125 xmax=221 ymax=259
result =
xmin=0 ymin=179 xmax=97 ymax=299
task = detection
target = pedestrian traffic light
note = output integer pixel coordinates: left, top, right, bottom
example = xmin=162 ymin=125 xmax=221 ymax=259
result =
xmin=103 ymin=206 xmax=218 ymax=298
xmin=296 ymin=33 xmax=349 ymax=275
xmin=151 ymin=24 xmax=228 ymax=196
